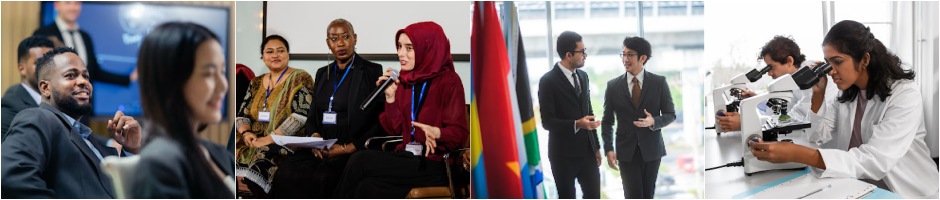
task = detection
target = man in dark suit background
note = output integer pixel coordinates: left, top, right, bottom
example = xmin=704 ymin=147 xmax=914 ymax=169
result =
xmin=538 ymin=31 xmax=602 ymax=199
xmin=32 ymin=1 xmax=135 ymax=86
xmin=1 ymin=36 xmax=54 ymax=137
xmin=601 ymin=36 xmax=676 ymax=199
xmin=1 ymin=47 xmax=141 ymax=198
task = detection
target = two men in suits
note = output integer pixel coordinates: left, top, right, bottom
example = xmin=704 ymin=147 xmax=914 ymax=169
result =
xmin=601 ymin=37 xmax=676 ymax=199
xmin=1 ymin=36 xmax=54 ymax=137
xmin=33 ymin=1 xmax=135 ymax=86
xmin=538 ymin=31 xmax=602 ymax=199
xmin=1 ymin=47 xmax=142 ymax=198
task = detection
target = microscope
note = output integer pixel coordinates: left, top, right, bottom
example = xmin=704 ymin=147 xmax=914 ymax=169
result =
xmin=738 ymin=63 xmax=832 ymax=176
xmin=711 ymin=65 xmax=771 ymax=134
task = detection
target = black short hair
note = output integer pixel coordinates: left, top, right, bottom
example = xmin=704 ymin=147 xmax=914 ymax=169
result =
xmin=17 ymin=36 xmax=54 ymax=64
xmin=622 ymin=36 xmax=652 ymax=65
xmin=35 ymin=47 xmax=77 ymax=82
xmin=759 ymin=35 xmax=805 ymax=67
xmin=260 ymin=34 xmax=290 ymax=58
xmin=328 ymin=18 xmax=355 ymax=35
xmin=556 ymin=31 xmax=582 ymax=59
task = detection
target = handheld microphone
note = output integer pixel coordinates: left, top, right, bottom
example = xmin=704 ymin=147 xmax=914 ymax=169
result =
xmin=361 ymin=69 xmax=400 ymax=110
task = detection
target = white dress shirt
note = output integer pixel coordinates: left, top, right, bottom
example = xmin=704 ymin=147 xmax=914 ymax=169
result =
xmin=20 ymin=83 xmax=41 ymax=105
xmin=55 ymin=17 xmax=89 ymax=65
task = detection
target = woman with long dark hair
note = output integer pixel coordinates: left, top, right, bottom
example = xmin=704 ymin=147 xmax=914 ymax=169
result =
xmin=747 ymin=20 xmax=938 ymax=198
xmin=131 ymin=22 xmax=234 ymax=198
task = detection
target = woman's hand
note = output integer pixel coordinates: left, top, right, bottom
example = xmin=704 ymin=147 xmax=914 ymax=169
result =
xmin=237 ymin=177 xmax=251 ymax=193
xmin=749 ymin=139 xmax=827 ymax=169
xmin=242 ymin=132 xmax=258 ymax=147
xmin=412 ymin=121 xmax=441 ymax=157
xmin=251 ymin=135 xmax=275 ymax=147
xmin=313 ymin=143 xmax=356 ymax=159
xmin=376 ymin=68 xmax=400 ymax=103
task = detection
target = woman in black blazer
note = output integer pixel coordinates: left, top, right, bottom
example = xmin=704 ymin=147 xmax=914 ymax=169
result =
xmin=269 ymin=19 xmax=386 ymax=198
xmin=132 ymin=22 xmax=234 ymax=198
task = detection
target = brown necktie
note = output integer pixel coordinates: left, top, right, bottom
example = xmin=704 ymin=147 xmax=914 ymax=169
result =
xmin=632 ymin=77 xmax=641 ymax=108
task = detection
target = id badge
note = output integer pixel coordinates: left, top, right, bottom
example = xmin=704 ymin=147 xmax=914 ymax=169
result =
xmin=258 ymin=111 xmax=271 ymax=122
xmin=323 ymin=111 xmax=337 ymax=124
xmin=405 ymin=141 xmax=423 ymax=156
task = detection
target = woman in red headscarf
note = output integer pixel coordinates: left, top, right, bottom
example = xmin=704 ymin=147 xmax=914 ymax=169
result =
xmin=333 ymin=21 xmax=468 ymax=198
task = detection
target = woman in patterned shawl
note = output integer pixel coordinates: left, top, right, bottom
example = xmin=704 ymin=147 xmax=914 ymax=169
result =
xmin=234 ymin=35 xmax=314 ymax=198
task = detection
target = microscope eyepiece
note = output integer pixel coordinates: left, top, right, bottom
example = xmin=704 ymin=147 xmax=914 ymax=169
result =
xmin=745 ymin=65 xmax=773 ymax=82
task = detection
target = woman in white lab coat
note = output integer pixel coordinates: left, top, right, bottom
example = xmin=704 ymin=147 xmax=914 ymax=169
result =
xmin=748 ymin=20 xmax=939 ymax=199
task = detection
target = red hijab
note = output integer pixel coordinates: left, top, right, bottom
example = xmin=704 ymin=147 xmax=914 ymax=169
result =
xmin=395 ymin=21 xmax=454 ymax=85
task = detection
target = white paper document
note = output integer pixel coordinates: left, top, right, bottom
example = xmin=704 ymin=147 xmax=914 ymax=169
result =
xmin=271 ymin=135 xmax=337 ymax=149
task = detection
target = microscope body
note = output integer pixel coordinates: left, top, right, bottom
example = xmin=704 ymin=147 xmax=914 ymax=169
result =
xmin=739 ymin=74 xmax=810 ymax=175
xmin=712 ymin=73 xmax=751 ymax=133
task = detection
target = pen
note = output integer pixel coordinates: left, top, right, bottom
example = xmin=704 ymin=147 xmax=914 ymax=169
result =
xmin=797 ymin=184 xmax=832 ymax=199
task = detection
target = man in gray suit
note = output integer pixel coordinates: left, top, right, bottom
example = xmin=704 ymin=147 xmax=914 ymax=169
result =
xmin=601 ymin=36 xmax=676 ymax=199
xmin=1 ymin=47 xmax=141 ymax=198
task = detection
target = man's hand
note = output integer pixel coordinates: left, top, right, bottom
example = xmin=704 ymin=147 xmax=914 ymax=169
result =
xmin=606 ymin=151 xmax=618 ymax=170
xmin=716 ymin=111 xmax=741 ymax=132
xmin=634 ymin=109 xmax=655 ymax=128
xmin=576 ymin=115 xmax=601 ymax=130
xmin=595 ymin=151 xmax=602 ymax=167
xmin=108 ymin=110 xmax=141 ymax=154
xmin=741 ymin=89 xmax=757 ymax=98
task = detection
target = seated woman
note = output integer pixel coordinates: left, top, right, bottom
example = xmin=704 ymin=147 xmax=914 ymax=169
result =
xmin=270 ymin=18 xmax=386 ymax=198
xmin=131 ymin=22 xmax=234 ymax=198
xmin=749 ymin=20 xmax=939 ymax=198
xmin=334 ymin=21 xmax=469 ymax=198
xmin=235 ymin=35 xmax=314 ymax=198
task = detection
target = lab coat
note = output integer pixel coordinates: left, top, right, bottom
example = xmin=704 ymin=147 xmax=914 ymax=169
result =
xmin=808 ymin=79 xmax=939 ymax=198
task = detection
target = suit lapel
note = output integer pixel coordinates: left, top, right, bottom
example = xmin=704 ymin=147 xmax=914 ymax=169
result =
xmin=552 ymin=64 xmax=580 ymax=105
xmin=618 ymin=74 xmax=636 ymax=109
xmin=41 ymin=104 xmax=115 ymax=198
xmin=346 ymin=58 xmax=362 ymax=122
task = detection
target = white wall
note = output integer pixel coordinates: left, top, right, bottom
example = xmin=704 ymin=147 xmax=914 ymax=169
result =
xmin=235 ymin=1 xmax=472 ymax=103
xmin=265 ymin=1 xmax=471 ymax=55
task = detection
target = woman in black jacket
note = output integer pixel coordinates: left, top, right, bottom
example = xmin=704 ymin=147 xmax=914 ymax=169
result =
xmin=269 ymin=18 xmax=386 ymax=198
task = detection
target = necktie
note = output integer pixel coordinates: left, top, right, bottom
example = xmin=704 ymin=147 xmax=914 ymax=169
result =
xmin=632 ymin=77 xmax=641 ymax=108
xmin=572 ymin=73 xmax=581 ymax=97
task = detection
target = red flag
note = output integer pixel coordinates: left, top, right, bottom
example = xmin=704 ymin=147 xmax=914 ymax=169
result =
xmin=472 ymin=1 xmax=523 ymax=199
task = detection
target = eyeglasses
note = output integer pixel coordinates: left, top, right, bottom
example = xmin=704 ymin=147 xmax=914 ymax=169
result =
xmin=620 ymin=53 xmax=638 ymax=59
xmin=571 ymin=48 xmax=587 ymax=55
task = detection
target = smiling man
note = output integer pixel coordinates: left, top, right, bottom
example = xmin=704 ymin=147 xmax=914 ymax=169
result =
xmin=601 ymin=36 xmax=676 ymax=199
xmin=1 ymin=47 xmax=141 ymax=198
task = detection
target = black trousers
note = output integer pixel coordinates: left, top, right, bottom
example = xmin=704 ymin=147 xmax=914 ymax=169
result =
xmin=618 ymin=145 xmax=661 ymax=199
xmin=334 ymin=150 xmax=449 ymax=198
xmin=270 ymin=149 xmax=349 ymax=199
xmin=549 ymin=155 xmax=600 ymax=199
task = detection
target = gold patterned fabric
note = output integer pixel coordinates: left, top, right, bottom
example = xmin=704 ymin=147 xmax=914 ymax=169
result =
xmin=235 ymin=69 xmax=313 ymax=193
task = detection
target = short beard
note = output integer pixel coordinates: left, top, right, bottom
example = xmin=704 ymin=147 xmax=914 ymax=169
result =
xmin=51 ymin=88 xmax=92 ymax=117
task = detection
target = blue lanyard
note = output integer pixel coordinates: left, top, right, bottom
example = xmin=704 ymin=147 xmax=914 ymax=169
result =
xmin=329 ymin=57 xmax=354 ymax=112
xmin=264 ymin=67 xmax=288 ymax=109
xmin=410 ymin=82 xmax=428 ymax=138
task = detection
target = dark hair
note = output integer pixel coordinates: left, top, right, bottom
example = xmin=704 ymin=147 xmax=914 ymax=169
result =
xmin=823 ymin=20 xmax=914 ymax=103
xmin=17 ymin=36 xmax=54 ymax=64
xmin=759 ymin=35 xmax=805 ymax=68
xmin=260 ymin=34 xmax=290 ymax=58
xmin=35 ymin=47 xmax=77 ymax=83
xmin=622 ymin=36 xmax=652 ymax=65
xmin=137 ymin=22 xmax=232 ymax=198
xmin=556 ymin=31 xmax=582 ymax=59
xmin=328 ymin=18 xmax=355 ymax=35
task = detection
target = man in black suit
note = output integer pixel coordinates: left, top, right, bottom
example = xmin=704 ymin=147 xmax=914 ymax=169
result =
xmin=538 ymin=31 xmax=602 ymax=199
xmin=1 ymin=36 xmax=54 ymax=137
xmin=32 ymin=1 xmax=134 ymax=86
xmin=1 ymin=47 xmax=141 ymax=198
xmin=601 ymin=37 xmax=676 ymax=199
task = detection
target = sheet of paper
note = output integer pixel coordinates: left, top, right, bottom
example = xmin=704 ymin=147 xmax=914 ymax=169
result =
xmin=745 ymin=172 xmax=876 ymax=199
xmin=271 ymin=135 xmax=337 ymax=149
